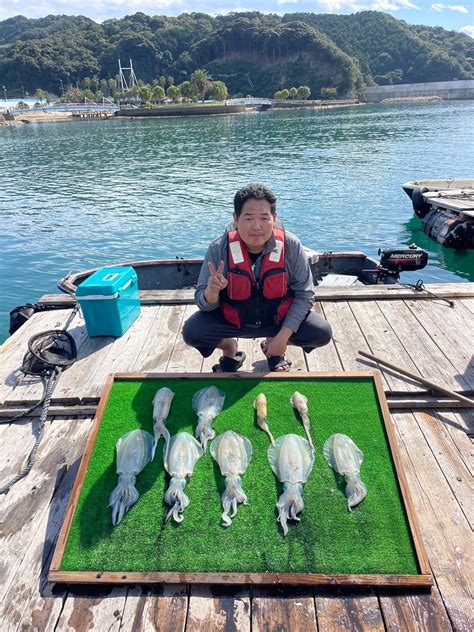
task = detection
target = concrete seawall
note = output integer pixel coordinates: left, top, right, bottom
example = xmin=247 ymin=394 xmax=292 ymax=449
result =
xmin=116 ymin=104 xmax=245 ymax=117
xmin=365 ymin=79 xmax=474 ymax=102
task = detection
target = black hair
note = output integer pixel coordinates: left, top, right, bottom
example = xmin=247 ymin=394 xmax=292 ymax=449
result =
xmin=233 ymin=183 xmax=277 ymax=217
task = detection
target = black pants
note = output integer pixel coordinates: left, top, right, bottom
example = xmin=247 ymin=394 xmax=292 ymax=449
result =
xmin=182 ymin=309 xmax=332 ymax=358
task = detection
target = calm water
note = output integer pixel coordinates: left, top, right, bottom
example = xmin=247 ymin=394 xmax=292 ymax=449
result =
xmin=1 ymin=101 xmax=474 ymax=342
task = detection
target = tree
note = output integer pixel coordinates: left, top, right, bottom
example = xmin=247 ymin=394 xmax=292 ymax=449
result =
xmin=280 ymin=88 xmax=289 ymax=100
xmin=212 ymin=80 xmax=228 ymax=102
xmin=167 ymin=84 xmax=180 ymax=102
xmin=152 ymin=84 xmax=165 ymax=103
xmin=191 ymin=68 xmax=212 ymax=102
xmin=321 ymin=87 xmax=337 ymax=99
xmin=16 ymin=101 xmax=29 ymax=109
xmin=178 ymin=80 xmax=192 ymax=101
xmin=114 ymin=91 xmax=125 ymax=104
xmin=289 ymin=86 xmax=297 ymax=99
xmin=138 ymin=85 xmax=152 ymax=104
xmin=296 ymin=85 xmax=311 ymax=100
xmin=34 ymin=88 xmax=45 ymax=102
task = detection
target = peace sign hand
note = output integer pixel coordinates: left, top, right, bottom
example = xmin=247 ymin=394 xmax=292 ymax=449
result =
xmin=205 ymin=260 xmax=228 ymax=303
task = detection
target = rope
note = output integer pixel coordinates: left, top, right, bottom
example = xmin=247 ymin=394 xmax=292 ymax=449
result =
xmin=0 ymin=309 xmax=78 ymax=495
xmin=0 ymin=368 xmax=61 ymax=495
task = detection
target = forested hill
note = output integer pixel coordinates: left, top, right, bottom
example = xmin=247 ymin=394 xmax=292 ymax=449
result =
xmin=0 ymin=11 xmax=472 ymax=98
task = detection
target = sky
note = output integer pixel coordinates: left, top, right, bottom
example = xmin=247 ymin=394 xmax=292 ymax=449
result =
xmin=0 ymin=0 xmax=472 ymax=36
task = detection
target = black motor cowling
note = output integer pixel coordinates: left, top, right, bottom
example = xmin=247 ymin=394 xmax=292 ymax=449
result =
xmin=378 ymin=244 xmax=428 ymax=273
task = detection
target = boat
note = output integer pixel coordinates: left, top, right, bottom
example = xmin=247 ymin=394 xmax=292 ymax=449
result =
xmin=57 ymin=247 xmax=429 ymax=298
xmin=402 ymin=178 xmax=474 ymax=199
xmin=402 ymin=179 xmax=474 ymax=249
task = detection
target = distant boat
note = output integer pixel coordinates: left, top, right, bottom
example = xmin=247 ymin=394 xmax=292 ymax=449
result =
xmin=402 ymin=179 xmax=474 ymax=249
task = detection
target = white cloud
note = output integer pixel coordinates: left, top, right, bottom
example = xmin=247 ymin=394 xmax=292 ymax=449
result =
xmin=459 ymin=24 xmax=474 ymax=36
xmin=0 ymin=0 xmax=185 ymax=21
xmin=447 ymin=4 xmax=469 ymax=12
xmin=276 ymin=0 xmax=298 ymax=5
xmin=316 ymin=0 xmax=419 ymax=11
xmin=431 ymin=2 xmax=445 ymax=9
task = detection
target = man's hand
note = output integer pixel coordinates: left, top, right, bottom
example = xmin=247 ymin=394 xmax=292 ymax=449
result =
xmin=263 ymin=327 xmax=293 ymax=358
xmin=204 ymin=260 xmax=228 ymax=304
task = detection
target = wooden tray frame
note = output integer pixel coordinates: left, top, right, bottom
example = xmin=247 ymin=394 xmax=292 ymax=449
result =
xmin=49 ymin=371 xmax=432 ymax=587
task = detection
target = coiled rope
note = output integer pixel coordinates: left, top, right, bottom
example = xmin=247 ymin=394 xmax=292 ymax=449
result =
xmin=0 ymin=316 xmax=77 ymax=495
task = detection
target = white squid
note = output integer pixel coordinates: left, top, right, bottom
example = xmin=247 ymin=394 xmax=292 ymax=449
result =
xmin=164 ymin=432 xmax=203 ymax=523
xmin=109 ymin=429 xmax=153 ymax=526
xmin=151 ymin=386 xmax=175 ymax=460
xmin=267 ymin=433 xmax=314 ymax=536
xmin=192 ymin=386 xmax=226 ymax=450
xmin=210 ymin=430 xmax=252 ymax=527
xmin=323 ymin=433 xmax=367 ymax=512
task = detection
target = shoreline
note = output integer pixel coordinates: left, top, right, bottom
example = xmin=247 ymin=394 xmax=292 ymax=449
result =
xmin=0 ymin=111 xmax=75 ymax=126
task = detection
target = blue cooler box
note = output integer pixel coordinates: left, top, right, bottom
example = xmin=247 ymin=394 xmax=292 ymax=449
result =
xmin=76 ymin=266 xmax=140 ymax=337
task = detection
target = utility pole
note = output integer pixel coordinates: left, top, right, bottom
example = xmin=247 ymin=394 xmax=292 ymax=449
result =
xmin=2 ymin=86 xmax=6 ymax=102
xmin=60 ymin=79 xmax=64 ymax=96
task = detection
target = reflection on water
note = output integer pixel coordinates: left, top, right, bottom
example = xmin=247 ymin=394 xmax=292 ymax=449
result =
xmin=403 ymin=217 xmax=474 ymax=283
xmin=1 ymin=100 xmax=473 ymax=341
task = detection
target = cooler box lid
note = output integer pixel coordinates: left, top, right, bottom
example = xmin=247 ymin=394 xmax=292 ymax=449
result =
xmin=76 ymin=267 xmax=137 ymax=298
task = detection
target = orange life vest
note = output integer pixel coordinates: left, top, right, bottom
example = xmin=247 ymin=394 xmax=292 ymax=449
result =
xmin=220 ymin=228 xmax=294 ymax=328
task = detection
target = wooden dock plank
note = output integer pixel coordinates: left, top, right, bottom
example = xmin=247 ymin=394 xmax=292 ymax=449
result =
xmin=376 ymin=301 xmax=471 ymax=393
xmin=404 ymin=299 xmax=474 ymax=391
xmin=186 ymin=585 xmax=251 ymax=632
xmin=320 ymin=301 xmax=391 ymax=390
xmin=167 ymin=305 xmax=204 ymax=373
xmin=349 ymin=300 xmax=424 ymax=393
xmin=378 ymin=585 xmax=453 ymax=631
xmin=413 ymin=411 xmax=472 ymax=526
xmin=252 ymin=587 xmax=317 ymax=632
xmin=120 ymin=585 xmax=188 ymax=632
xmin=0 ymin=417 xmax=39 ymax=492
xmin=391 ymin=411 xmax=473 ymax=631
xmin=314 ymin=590 xmax=385 ymax=631
xmin=54 ymin=587 xmax=128 ymax=632
xmin=427 ymin=408 xmax=473 ymax=481
xmin=0 ymin=417 xmax=93 ymax=621
xmin=305 ymin=303 xmax=343 ymax=372
xmin=458 ymin=298 xmax=474 ymax=314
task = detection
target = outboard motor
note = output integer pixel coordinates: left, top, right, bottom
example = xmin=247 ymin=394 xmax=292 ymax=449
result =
xmin=376 ymin=244 xmax=428 ymax=282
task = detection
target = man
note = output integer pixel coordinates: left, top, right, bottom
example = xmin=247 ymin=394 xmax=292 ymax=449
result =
xmin=182 ymin=183 xmax=332 ymax=371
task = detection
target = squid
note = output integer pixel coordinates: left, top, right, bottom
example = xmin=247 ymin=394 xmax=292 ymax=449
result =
xmin=267 ymin=433 xmax=314 ymax=536
xmin=164 ymin=432 xmax=203 ymax=523
xmin=290 ymin=391 xmax=315 ymax=450
xmin=323 ymin=433 xmax=367 ymax=511
xmin=210 ymin=430 xmax=252 ymax=527
xmin=151 ymin=386 xmax=175 ymax=460
xmin=192 ymin=385 xmax=225 ymax=450
xmin=253 ymin=393 xmax=275 ymax=445
xmin=109 ymin=429 xmax=153 ymax=526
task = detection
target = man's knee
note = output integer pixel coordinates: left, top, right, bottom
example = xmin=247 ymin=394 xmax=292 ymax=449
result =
xmin=293 ymin=313 xmax=332 ymax=350
xmin=182 ymin=314 xmax=200 ymax=347
xmin=318 ymin=319 xmax=333 ymax=347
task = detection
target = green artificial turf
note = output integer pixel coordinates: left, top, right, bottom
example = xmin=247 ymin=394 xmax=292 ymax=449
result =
xmin=60 ymin=376 xmax=420 ymax=575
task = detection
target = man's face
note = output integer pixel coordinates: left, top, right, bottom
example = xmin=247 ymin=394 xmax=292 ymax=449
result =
xmin=234 ymin=198 xmax=276 ymax=253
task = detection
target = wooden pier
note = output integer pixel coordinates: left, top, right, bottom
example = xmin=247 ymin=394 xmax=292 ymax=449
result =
xmin=0 ymin=283 xmax=472 ymax=631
